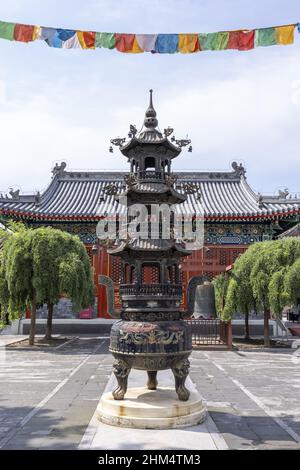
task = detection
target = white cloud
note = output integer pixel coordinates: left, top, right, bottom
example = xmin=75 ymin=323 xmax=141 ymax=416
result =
xmin=0 ymin=50 xmax=300 ymax=195
xmin=0 ymin=0 xmax=299 ymax=195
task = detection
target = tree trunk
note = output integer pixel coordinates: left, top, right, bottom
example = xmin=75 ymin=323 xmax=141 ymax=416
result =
xmin=45 ymin=303 xmax=53 ymax=341
xmin=244 ymin=309 xmax=250 ymax=340
xmin=29 ymin=292 xmax=37 ymax=346
xmin=264 ymin=308 xmax=270 ymax=347
xmin=5 ymin=311 xmax=10 ymax=325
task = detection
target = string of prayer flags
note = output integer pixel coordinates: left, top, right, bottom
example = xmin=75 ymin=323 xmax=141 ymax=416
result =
xmin=0 ymin=20 xmax=298 ymax=54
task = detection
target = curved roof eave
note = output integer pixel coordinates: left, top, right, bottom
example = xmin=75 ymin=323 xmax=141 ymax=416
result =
xmin=120 ymin=136 xmax=181 ymax=158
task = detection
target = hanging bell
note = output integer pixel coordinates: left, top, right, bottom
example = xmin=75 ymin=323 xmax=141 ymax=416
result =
xmin=109 ymin=146 xmax=114 ymax=153
xmin=188 ymin=145 xmax=192 ymax=152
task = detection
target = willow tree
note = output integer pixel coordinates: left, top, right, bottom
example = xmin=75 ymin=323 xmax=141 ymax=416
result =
xmin=0 ymin=227 xmax=95 ymax=345
xmin=0 ymin=221 xmax=27 ymax=325
xmin=0 ymin=250 xmax=9 ymax=325
xmin=228 ymin=243 xmax=263 ymax=339
xmin=213 ymin=244 xmax=262 ymax=337
xmin=249 ymin=241 xmax=285 ymax=347
xmin=213 ymin=273 xmax=231 ymax=321
xmin=250 ymin=238 xmax=300 ymax=346
xmin=284 ymin=258 xmax=300 ymax=307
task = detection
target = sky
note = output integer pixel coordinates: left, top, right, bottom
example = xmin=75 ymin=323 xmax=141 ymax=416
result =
xmin=0 ymin=0 xmax=299 ymax=197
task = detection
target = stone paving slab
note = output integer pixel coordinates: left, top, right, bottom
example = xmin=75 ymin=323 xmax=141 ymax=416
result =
xmin=190 ymin=349 xmax=300 ymax=450
xmin=0 ymin=336 xmax=112 ymax=449
xmin=1 ymin=337 xmax=300 ymax=449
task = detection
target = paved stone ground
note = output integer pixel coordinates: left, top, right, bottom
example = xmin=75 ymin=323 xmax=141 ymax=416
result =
xmin=190 ymin=348 xmax=300 ymax=450
xmin=0 ymin=336 xmax=300 ymax=449
xmin=0 ymin=336 xmax=112 ymax=450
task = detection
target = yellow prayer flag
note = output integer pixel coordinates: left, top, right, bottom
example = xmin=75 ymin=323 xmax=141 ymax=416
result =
xmin=32 ymin=25 xmax=41 ymax=40
xmin=77 ymin=31 xmax=88 ymax=49
xmin=131 ymin=36 xmax=143 ymax=53
xmin=276 ymin=25 xmax=295 ymax=45
xmin=178 ymin=34 xmax=199 ymax=53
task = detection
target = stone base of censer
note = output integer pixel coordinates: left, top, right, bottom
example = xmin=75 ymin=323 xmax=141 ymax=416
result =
xmin=97 ymin=369 xmax=207 ymax=429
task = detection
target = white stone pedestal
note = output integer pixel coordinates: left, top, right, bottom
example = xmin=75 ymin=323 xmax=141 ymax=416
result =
xmin=97 ymin=369 xmax=206 ymax=429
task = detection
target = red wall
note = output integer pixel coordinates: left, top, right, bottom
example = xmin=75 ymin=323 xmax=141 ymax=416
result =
xmin=91 ymin=244 xmax=248 ymax=318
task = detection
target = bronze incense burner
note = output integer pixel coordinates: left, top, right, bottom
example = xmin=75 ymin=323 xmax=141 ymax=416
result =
xmin=107 ymin=91 xmax=194 ymax=401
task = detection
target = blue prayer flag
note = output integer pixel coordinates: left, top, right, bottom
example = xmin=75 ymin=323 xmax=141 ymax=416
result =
xmin=155 ymin=34 xmax=178 ymax=53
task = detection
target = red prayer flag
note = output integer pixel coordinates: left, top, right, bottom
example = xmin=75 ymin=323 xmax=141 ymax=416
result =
xmin=227 ymin=31 xmax=239 ymax=49
xmin=83 ymin=31 xmax=96 ymax=48
xmin=115 ymin=33 xmax=135 ymax=52
xmin=228 ymin=30 xmax=254 ymax=51
xmin=14 ymin=24 xmax=35 ymax=43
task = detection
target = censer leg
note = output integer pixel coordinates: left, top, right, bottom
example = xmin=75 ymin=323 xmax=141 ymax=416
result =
xmin=112 ymin=358 xmax=131 ymax=400
xmin=172 ymin=359 xmax=190 ymax=401
xmin=147 ymin=371 xmax=158 ymax=390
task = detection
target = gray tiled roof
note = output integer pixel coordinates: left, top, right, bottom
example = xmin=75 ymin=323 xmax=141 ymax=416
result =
xmin=0 ymin=166 xmax=299 ymax=221
xmin=279 ymin=223 xmax=300 ymax=238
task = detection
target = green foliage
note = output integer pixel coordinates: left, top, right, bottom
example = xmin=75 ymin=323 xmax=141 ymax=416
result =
xmin=0 ymin=249 xmax=9 ymax=313
xmin=0 ymin=220 xmax=27 ymax=242
xmin=268 ymin=268 xmax=288 ymax=316
xmin=0 ymin=226 xmax=95 ymax=320
xmin=213 ymin=273 xmax=230 ymax=321
xmin=231 ymin=242 xmax=263 ymax=315
xmin=284 ymin=258 xmax=300 ymax=305
xmin=220 ymin=238 xmax=300 ymax=321
xmin=222 ymin=278 xmax=238 ymax=322
xmin=213 ymin=238 xmax=300 ymax=327
xmin=249 ymin=239 xmax=300 ymax=317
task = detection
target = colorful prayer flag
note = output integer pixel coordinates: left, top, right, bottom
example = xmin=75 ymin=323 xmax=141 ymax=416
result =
xmin=131 ymin=36 xmax=143 ymax=53
xmin=198 ymin=33 xmax=214 ymax=51
xmin=178 ymin=34 xmax=199 ymax=53
xmin=56 ymin=29 xmax=76 ymax=42
xmin=77 ymin=31 xmax=96 ymax=49
xmin=115 ymin=33 xmax=136 ymax=52
xmin=46 ymin=32 xmax=63 ymax=48
xmin=228 ymin=30 xmax=254 ymax=51
xmin=155 ymin=34 xmax=178 ymax=53
xmin=254 ymin=27 xmax=276 ymax=47
xmin=276 ymin=25 xmax=295 ymax=45
xmin=95 ymin=32 xmax=116 ymax=49
xmin=14 ymin=24 xmax=35 ymax=43
xmin=212 ymin=32 xmax=229 ymax=50
xmin=32 ymin=26 xmax=41 ymax=40
xmin=63 ymin=34 xmax=82 ymax=49
xmin=0 ymin=19 xmax=297 ymax=54
xmin=136 ymin=34 xmax=157 ymax=52
xmin=0 ymin=21 xmax=15 ymax=41
xmin=40 ymin=27 xmax=56 ymax=41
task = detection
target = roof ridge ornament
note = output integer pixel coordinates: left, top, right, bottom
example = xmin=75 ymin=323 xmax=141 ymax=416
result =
xmin=231 ymin=161 xmax=246 ymax=177
xmin=278 ymin=188 xmax=289 ymax=199
xmin=9 ymin=188 xmax=20 ymax=200
xmin=52 ymin=162 xmax=67 ymax=177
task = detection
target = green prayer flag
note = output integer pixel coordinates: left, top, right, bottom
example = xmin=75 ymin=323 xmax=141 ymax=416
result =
xmin=199 ymin=32 xmax=229 ymax=51
xmin=254 ymin=27 xmax=277 ymax=47
xmin=198 ymin=33 xmax=214 ymax=50
xmin=0 ymin=21 xmax=15 ymax=41
xmin=212 ymin=32 xmax=229 ymax=50
xmin=95 ymin=32 xmax=115 ymax=49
